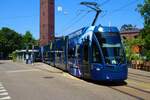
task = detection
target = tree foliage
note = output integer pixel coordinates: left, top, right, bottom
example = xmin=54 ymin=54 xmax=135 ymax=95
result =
xmin=22 ymin=31 xmax=37 ymax=49
xmin=22 ymin=31 xmax=33 ymax=44
xmin=138 ymin=0 xmax=150 ymax=60
xmin=0 ymin=27 xmax=38 ymax=59
xmin=138 ymin=0 xmax=150 ymax=27
xmin=121 ymin=1 xmax=150 ymax=61
xmin=120 ymin=24 xmax=137 ymax=31
xmin=120 ymin=23 xmax=143 ymax=60
xmin=124 ymin=37 xmax=144 ymax=61
xmin=0 ymin=27 xmax=23 ymax=59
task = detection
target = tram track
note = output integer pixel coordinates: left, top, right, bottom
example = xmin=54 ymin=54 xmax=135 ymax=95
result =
xmin=66 ymin=71 xmax=150 ymax=100
xmin=126 ymin=85 xmax=150 ymax=94
xmin=128 ymin=73 xmax=150 ymax=79
xmin=127 ymin=75 xmax=150 ymax=86
xmin=128 ymin=73 xmax=150 ymax=81
xmin=129 ymin=72 xmax=150 ymax=78
xmin=110 ymin=86 xmax=145 ymax=100
xmin=128 ymin=76 xmax=150 ymax=83
xmin=106 ymin=71 xmax=150 ymax=100
xmin=110 ymin=84 xmax=150 ymax=100
xmin=108 ymin=72 xmax=150 ymax=100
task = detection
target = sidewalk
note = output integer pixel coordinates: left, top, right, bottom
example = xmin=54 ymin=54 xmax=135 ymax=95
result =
xmin=33 ymin=62 xmax=63 ymax=73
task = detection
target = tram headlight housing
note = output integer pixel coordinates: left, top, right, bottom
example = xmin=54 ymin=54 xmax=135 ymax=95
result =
xmin=96 ymin=68 xmax=101 ymax=71
xmin=98 ymin=27 xmax=103 ymax=32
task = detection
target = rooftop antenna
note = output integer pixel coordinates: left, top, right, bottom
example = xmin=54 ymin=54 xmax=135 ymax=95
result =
xmin=80 ymin=1 xmax=102 ymax=26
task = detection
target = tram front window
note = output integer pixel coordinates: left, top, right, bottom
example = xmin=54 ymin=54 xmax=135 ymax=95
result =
xmin=101 ymin=43 xmax=124 ymax=64
xmin=95 ymin=32 xmax=125 ymax=64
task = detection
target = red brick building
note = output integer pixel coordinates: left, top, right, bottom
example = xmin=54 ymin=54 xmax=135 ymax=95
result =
xmin=120 ymin=28 xmax=140 ymax=40
xmin=121 ymin=28 xmax=141 ymax=53
xmin=40 ymin=0 xmax=55 ymax=46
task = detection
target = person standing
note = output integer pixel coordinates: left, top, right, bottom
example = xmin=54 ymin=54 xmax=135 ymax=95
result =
xmin=26 ymin=53 xmax=29 ymax=64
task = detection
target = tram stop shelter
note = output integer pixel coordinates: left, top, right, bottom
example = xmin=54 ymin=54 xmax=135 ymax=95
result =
xmin=15 ymin=49 xmax=39 ymax=64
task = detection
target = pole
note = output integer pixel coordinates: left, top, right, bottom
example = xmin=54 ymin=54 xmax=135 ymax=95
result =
xmin=92 ymin=11 xmax=100 ymax=26
xmin=32 ymin=44 xmax=34 ymax=65
xmin=26 ymin=44 xmax=29 ymax=64
xmin=80 ymin=1 xmax=102 ymax=26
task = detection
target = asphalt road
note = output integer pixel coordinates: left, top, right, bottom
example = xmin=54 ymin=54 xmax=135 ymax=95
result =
xmin=0 ymin=60 xmax=148 ymax=100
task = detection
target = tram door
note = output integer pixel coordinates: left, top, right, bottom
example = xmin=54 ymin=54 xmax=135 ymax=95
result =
xmin=82 ymin=41 xmax=90 ymax=78
xmin=55 ymin=50 xmax=66 ymax=70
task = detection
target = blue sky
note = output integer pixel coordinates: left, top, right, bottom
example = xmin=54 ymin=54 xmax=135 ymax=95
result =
xmin=0 ymin=0 xmax=144 ymax=39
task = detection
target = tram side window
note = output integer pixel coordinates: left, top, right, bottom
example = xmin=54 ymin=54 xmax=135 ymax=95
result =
xmin=92 ymin=41 xmax=102 ymax=63
xmin=75 ymin=45 xmax=80 ymax=58
xmin=77 ymin=46 xmax=81 ymax=58
xmin=83 ymin=44 xmax=88 ymax=62
xmin=68 ymin=48 xmax=75 ymax=58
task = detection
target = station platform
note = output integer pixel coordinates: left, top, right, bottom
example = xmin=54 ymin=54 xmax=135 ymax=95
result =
xmin=33 ymin=62 xmax=63 ymax=73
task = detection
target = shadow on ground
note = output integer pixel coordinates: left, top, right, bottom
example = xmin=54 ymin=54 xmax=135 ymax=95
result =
xmin=82 ymin=78 xmax=127 ymax=86
xmin=43 ymin=76 xmax=55 ymax=79
xmin=0 ymin=62 xmax=4 ymax=64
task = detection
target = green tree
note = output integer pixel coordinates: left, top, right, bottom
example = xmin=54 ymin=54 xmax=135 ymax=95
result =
xmin=138 ymin=0 xmax=150 ymax=60
xmin=0 ymin=28 xmax=39 ymax=59
xmin=124 ymin=37 xmax=144 ymax=61
xmin=0 ymin=27 xmax=23 ymax=59
xmin=22 ymin=31 xmax=37 ymax=49
xmin=120 ymin=24 xmax=143 ymax=61
xmin=22 ymin=31 xmax=33 ymax=44
xmin=138 ymin=0 xmax=150 ymax=27
xmin=120 ymin=24 xmax=137 ymax=31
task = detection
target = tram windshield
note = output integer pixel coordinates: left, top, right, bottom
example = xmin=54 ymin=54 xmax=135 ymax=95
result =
xmin=95 ymin=32 xmax=125 ymax=64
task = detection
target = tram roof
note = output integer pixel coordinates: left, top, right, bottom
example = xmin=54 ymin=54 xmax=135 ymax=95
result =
xmin=67 ymin=25 xmax=119 ymax=39
xmin=94 ymin=25 xmax=119 ymax=33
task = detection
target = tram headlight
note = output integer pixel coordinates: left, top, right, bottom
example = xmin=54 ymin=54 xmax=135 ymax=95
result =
xmin=106 ymin=76 xmax=110 ymax=80
xmin=98 ymin=27 xmax=103 ymax=32
xmin=96 ymin=68 xmax=101 ymax=71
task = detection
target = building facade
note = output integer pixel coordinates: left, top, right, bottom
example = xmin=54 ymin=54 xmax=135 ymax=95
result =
xmin=120 ymin=29 xmax=140 ymax=40
xmin=40 ymin=0 xmax=55 ymax=46
xmin=120 ymin=28 xmax=141 ymax=54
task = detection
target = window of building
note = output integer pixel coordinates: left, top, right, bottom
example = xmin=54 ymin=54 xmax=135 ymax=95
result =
xmin=123 ymin=36 xmax=126 ymax=40
xmin=134 ymin=36 xmax=137 ymax=38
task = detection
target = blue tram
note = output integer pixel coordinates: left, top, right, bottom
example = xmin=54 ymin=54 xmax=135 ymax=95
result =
xmin=44 ymin=25 xmax=128 ymax=81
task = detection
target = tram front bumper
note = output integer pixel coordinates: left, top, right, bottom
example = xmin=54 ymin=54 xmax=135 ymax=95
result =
xmin=91 ymin=66 xmax=128 ymax=81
